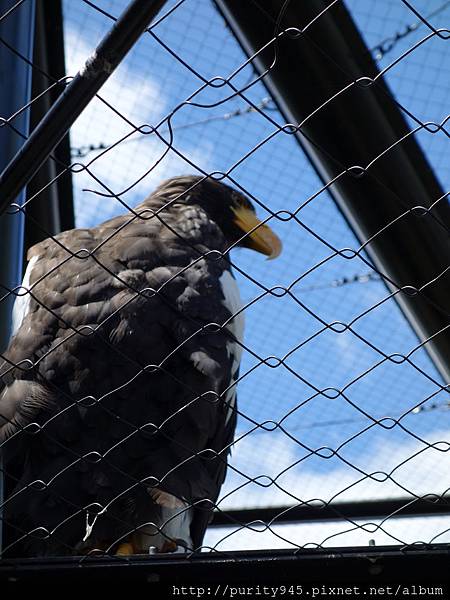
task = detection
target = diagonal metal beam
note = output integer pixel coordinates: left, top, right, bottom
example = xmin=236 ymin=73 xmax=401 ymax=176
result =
xmin=0 ymin=0 xmax=168 ymax=217
xmin=215 ymin=0 xmax=450 ymax=384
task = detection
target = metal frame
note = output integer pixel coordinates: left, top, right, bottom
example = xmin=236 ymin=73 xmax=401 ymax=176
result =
xmin=211 ymin=497 xmax=450 ymax=527
xmin=24 ymin=0 xmax=75 ymax=250
xmin=0 ymin=545 xmax=449 ymax=586
xmin=0 ymin=0 xmax=448 ymax=563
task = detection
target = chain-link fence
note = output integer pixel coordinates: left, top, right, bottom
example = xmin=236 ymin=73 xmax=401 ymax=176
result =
xmin=0 ymin=0 xmax=449 ymax=565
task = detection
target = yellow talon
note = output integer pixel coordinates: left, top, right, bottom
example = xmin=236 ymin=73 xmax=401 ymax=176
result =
xmin=115 ymin=542 xmax=134 ymax=555
xmin=161 ymin=540 xmax=178 ymax=553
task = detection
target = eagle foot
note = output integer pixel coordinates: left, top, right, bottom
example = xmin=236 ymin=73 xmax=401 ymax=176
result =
xmin=160 ymin=539 xmax=178 ymax=553
xmin=115 ymin=542 xmax=135 ymax=555
xmin=114 ymin=538 xmax=179 ymax=555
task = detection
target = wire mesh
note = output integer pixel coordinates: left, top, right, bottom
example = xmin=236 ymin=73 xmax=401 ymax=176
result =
xmin=0 ymin=0 xmax=449 ymax=558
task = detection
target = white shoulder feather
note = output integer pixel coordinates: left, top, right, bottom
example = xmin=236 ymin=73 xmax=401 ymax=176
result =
xmin=11 ymin=255 xmax=39 ymax=337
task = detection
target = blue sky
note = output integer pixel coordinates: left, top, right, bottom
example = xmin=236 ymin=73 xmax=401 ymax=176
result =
xmin=61 ymin=0 xmax=449 ymax=549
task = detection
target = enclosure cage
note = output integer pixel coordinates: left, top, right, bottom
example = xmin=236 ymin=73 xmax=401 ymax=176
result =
xmin=0 ymin=0 xmax=449 ymax=591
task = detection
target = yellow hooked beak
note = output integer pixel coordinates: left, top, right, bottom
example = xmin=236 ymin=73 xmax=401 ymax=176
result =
xmin=232 ymin=206 xmax=282 ymax=260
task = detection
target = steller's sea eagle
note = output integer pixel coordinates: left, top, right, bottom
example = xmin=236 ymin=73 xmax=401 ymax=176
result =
xmin=0 ymin=175 xmax=281 ymax=557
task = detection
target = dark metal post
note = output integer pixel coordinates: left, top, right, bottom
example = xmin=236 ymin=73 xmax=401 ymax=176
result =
xmin=24 ymin=0 xmax=75 ymax=250
xmin=215 ymin=0 xmax=450 ymax=383
xmin=211 ymin=496 xmax=450 ymax=527
xmin=0 ymin=0 xmax=168 ymax=216
xmin=0 ymin=0 xmax=36 ymax=555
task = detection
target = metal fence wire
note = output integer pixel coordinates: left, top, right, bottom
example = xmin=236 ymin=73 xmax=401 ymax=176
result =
xmin=0 ymin=0 xmax=449 ymax=560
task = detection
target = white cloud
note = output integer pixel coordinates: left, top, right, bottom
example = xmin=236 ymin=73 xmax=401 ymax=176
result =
xmin=64 ymin=26 xmax=166 ymax=146
xmin=63 ymin=24 xmax=216 ymax=228
xmin=222 ymin=426 xmax=450 ymax=507
xmin=204 ymin=514 xmax=450 ymax=551
xmin=206 ymin=426 xmax=450 ymax=549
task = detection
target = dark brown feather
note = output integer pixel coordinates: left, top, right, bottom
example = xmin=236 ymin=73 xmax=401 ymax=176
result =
xmin=0 ymin=176 xmax=245 ymax=556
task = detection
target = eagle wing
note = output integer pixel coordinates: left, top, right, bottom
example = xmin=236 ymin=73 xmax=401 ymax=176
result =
xmin=0 ymin=209 xmax=242 ymax=555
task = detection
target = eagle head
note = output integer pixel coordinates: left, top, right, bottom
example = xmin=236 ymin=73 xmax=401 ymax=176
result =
xmin=148 ymin=175 xmax=282 ymax=259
